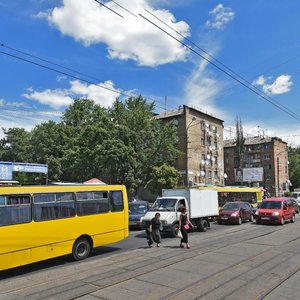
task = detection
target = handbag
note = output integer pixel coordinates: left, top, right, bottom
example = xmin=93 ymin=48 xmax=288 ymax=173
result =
xmin=177 ymin=229 xmax=183 ymax=239
xmin=184 ymin=224 xmax=189 ymax=230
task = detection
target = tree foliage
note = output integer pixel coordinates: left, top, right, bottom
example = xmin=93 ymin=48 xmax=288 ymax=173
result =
xmin=0 ymin=97 xmax=180 ymax=196
xmin=235 ymin=117 xmax=245 ymax=169
xmin=146 ymin=163 xmax=180 ymax=196
xmin=288 ymin=147 xmax=300 ymax=190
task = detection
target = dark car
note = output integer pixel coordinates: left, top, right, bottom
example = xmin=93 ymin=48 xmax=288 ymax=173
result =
xmin=218 ymin=202 xmax=253 ymax=225
xmin=129 ymin=200 xmax=150 ymax=229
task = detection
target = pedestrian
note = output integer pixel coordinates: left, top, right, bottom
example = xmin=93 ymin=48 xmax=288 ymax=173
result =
xmin=149 ymin=212 xmax=162 ymax=247
xmin=178 ymin=207 xmax=194 ymax=249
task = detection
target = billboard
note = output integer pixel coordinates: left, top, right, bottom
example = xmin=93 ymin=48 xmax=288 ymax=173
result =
xmin=235 ymin=167 xmax=264 ymax=182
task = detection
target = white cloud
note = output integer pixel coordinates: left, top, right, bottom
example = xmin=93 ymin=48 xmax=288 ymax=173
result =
xmin=253 ymin=74 xmax=293 ymax=95
xmin=21 ymin=80 xmax=121 ymax=109
xmin=183 ymin=57 xmax=229 ymax=120
xmin=205 ymin=4 xmax=235 ymax=30
xmin=0 ymin=108 xmax=62 ymax=138
xmin=38 ymin=0 xmax=190 ymax=67
xmin=22 ymin=88 xmax=73 ymax=109
xmin=69 ymin=80 xmax=121 ymax=107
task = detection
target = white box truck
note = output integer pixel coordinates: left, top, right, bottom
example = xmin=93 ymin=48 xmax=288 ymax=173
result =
xmin=141 ymin=188 xmax=219 ymax=237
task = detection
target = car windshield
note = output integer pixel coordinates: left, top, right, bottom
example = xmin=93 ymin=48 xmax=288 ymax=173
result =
xmin=150 ymin=198 xmax=176 ymax=211
xmin=260 ymin=201 xmax=282 ymax=209
xmin=129 ymin=203 xmax=148 ymax=214
xmin=222 ymin=203 xmax=241 ymax=210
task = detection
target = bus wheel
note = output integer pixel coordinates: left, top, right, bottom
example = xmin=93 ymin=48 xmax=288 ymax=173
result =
xmin=198 ymin=219 xmax=208 ymax=232
xmin=72 ymin=238 xmax=91 ymax=261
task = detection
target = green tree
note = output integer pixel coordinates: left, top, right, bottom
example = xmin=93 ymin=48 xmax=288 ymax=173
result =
xmin=235 ymin=117 xmax=245 ymax=169
xmin=0 ymin=127 xmax=32 ymax=162
xmin=146 ymin=163 xmax=180 ymax=196
xmin=288 ymin=147 xmax=300 ymax=190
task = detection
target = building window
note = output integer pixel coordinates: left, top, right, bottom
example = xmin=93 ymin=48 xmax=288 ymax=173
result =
xmin=263 ymin=154 xmax=271 ymax=159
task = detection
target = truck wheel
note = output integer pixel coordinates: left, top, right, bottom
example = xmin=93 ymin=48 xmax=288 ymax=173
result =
xmin=198 ymin=219 xmax=208 ymax=232
xmin=171 ymin=223 xmax=179 ymax=237
xmin=72 ymin=238 xmax=91 ymax=261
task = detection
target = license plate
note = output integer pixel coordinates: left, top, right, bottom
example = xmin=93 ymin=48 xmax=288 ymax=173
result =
xmin=261 ymin=217 xmax=269 ymax=220
xmin=129 ymin=221 xmax=139 ymax=226
xmin=221 ymin=216 xmax=228 ymax=220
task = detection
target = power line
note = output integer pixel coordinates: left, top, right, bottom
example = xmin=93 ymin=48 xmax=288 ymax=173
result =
xmin=138 ymin=13 xmax=300 ymax=122
xmin=94 ymin=0 xmax=123 ymax=18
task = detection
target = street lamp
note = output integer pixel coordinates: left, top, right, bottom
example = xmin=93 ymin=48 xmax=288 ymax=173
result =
xmin=186 ymin=116 xmax=196 ymax=186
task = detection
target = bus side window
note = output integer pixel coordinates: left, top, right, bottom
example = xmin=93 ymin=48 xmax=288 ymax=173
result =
xmin=77 ymin=191 xmax=109 ymax=216
xmin=110 ymin=191 xmax=123 ymax=212
xmin=0 ymin=195 xmax=31 ymax=226
xmin=33 ymin=193 xmax=75 ymax=221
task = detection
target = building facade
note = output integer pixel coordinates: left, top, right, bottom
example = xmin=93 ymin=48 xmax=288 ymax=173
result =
xmin=156 ymin=105 xmax=224 ymax=186
xmin=224 ymin=136 xmax=289 ymax=196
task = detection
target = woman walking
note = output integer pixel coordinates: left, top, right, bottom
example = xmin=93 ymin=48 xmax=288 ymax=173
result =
xmin=149 ymin=212 xmax=162 ymax=247
xmin=178 ymin=207 xmax=194 ymax=249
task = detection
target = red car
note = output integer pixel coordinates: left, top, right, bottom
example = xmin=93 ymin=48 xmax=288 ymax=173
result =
xmin=256 ymin=197 xmax=295 ymax=225
xmin=218 ymin=202 xmax=253 ymax=225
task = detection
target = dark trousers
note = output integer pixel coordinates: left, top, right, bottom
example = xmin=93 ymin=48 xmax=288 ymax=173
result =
xmin=180 ymin=226 xmax=188 ymax=243
xmin=146 ymin=229 xmax=161 ymax=245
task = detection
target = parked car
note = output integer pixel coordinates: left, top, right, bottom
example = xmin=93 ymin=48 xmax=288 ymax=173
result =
xmin=218 ymin=202 xmax=253 ymax=225
xmin=290 ymin=199 xmax=299 ymax=214
xmin=292 ymin=192 xmax=300 ymax=206
xmin=255 ymin=197 xmax=295 ymax=225
xmin=129 ymin=200 xmax=150 ymax=229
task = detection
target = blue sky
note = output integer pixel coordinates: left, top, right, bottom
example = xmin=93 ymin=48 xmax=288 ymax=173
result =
xmin=1 ymin=0 xmax=300 ymax=146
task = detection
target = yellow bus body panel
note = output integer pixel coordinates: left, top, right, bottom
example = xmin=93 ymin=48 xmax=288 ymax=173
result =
xmin=0 ymin=184 xmax=128 ymax=271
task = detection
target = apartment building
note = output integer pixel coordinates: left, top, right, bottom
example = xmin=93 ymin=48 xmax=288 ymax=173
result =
xmin=155 ymin=105 xmax=224 ymax=186
xmin=224 ymin=136 xmax=289 ymax=196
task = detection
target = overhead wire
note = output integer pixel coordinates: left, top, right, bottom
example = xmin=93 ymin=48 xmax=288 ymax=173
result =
xmin=138 ymin=12 xmax=300 ymax=122
xmin=0 ymin=46 xmax=168 ymax=112
xmin=93 ymin=0 xmax=123 ymax=18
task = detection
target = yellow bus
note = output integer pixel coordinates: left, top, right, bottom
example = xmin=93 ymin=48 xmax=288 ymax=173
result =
xmin=198 ymin=186 xmax=263 ymax=207
xmin=0 ymin=184 xmax=128 ymax=271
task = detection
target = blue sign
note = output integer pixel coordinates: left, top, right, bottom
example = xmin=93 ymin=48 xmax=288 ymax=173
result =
xmin=0 ymin=162 xmax=48 ymax=178
xmin=13 ymin=163 xmax=48 ymax=174
xmin=0 ymin=163 xmax=13 ymax=180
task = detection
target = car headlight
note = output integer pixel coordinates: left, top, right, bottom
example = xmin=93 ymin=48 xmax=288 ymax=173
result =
xmin=231 ymin=211 xmax=239 ymax=217
xmin=272 ymin=212 xmax=279 ymax=216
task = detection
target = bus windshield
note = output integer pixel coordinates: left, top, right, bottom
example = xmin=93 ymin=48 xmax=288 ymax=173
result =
xmin=150 ymin=198 xmax=177 ymax=211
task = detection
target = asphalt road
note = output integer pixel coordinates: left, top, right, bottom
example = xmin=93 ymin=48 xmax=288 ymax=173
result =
xmin=1 ymin=219 xmax=300 ymax=299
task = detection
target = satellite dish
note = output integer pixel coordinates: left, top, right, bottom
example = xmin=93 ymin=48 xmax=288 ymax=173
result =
xmin=212 ymin=145 xmax=216 ymax=150
xmin=220 ymin=171 xmax=224 ymax=176
xmin=209 ymin=131 xmax=212 ymax=136
xmin=205 ymin=160 xmax=210 ymax=165
xmin=205 ymin=123 xmax=209 ymax=127
xmin=212 ymin=126 xmax=216 ymax=130
xmin=200 ymin=171 xmax=205 ymax=176
xmin=224 ymin=173 xmax=228 ymax=179
xmin=211 ymin=157 xmax=216 ymax=162
xmin=207 ymin=154 xmax=211 ymax=159
xmin=201 ymin=159 xmax=205 ymax=165
xmin=209 ymin=146 xmax=212 ymax=151
xmin=216 ymin=133 xmax=220 ymax=137
xmin=196 ymin=171 xmax=200 ymax=176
